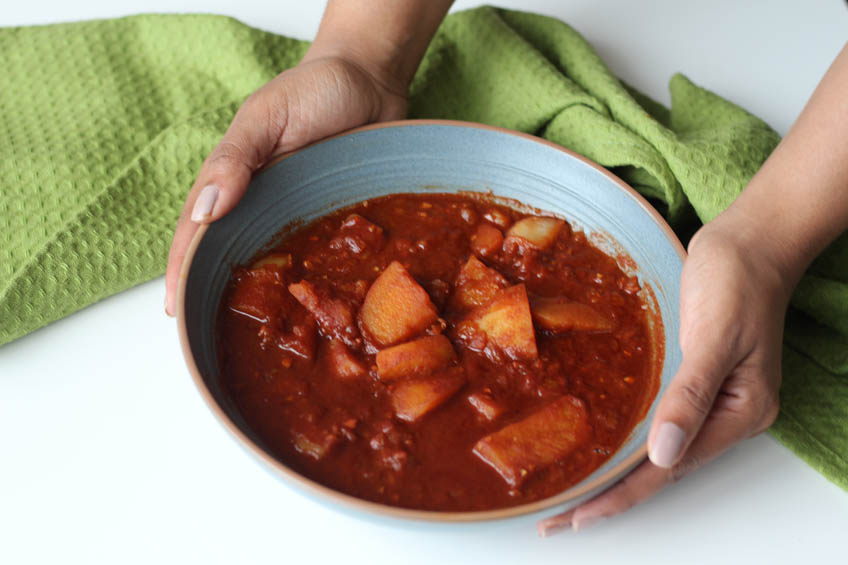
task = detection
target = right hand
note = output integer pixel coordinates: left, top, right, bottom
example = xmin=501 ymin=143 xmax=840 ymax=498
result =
xmin=165 ymin=55 xmax=408 ymax=315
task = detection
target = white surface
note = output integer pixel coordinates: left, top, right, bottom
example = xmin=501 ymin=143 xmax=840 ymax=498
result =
xmin=1 ymin=1 xmax=846 ymax=564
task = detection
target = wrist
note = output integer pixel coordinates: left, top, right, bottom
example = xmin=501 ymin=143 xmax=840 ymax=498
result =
xmin=302 ymin=0 xmax=453 ymax=98
xmin=699 ymin=195 xmax=810 ymax=300
xmin=302 ymin=36 xmax=410 ymax=100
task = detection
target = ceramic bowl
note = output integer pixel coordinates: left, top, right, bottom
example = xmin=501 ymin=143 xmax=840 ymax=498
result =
xmin=177 ymin=120 xmax=685 ymax=522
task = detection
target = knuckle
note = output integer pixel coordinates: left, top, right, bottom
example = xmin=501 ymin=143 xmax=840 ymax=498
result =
xmin=677 ymin=380 xmax=714 ymax=418
xmin=242 ymin=91 xmax=263 ymax=107
xmin=737 ymin=374 xmax=780 ymax=435
xmin=238 ymin=90 xmax=271 ymax=118
xmin=753 ymin=395 xmax=780 ymax=435
xmin=205 ymin=140 xmax=253 ymax=173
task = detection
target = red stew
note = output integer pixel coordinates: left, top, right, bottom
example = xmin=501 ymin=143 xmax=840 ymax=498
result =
xmin=217 ymin=193 xmax=659 ymax=511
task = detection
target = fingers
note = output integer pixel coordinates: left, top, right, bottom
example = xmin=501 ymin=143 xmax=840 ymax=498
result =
xmin=647 ymin=346 xmax=734 ymax=468
xmin=537 ymin=394 xmax=753 ymax=536
xmin=164 ymin=191 xmax=203 ymax=317
xmin=163 ymin=57 xmax=411 ymax=317
xmin=537 ymin=508 xmax=575 ymax=537
xmin=164 ymin=98 xmax=278 ymax=316
xmin=646 ymin=284 xmax=747 ymax=466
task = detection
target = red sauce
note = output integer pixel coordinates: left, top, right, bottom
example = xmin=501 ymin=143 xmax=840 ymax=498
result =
xmin=216 ymin=193 xmax=659 ymax=511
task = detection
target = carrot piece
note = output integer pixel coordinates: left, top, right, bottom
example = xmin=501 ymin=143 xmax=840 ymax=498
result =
xmin=473 ymin=395 xmax=590 ymax=487
xmin=531 ymin=298 xmax=615 ymax=332
xmin=450 ymin=255 xmax=509 ymax=311
xmin=376 ymin=335 xmax=456 ymax=381
xmin=464 ymin=284 xmax=538 ymax=360
xmin=359 ymin=261 xmax=439 ymax=347
xmin=390 ymin=367 xmax=466 ymax=423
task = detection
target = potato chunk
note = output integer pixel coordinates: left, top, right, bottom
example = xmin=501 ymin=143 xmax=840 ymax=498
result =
xmin=359 ymin=261 xmax=439 ymax=347
xmin=292 ymin=426 xmax=340 ymax=461
xmin=391 ymin=368 xmax=466 ymax=423
xmin=531 ymin=298 xmax=615 ymax=332
xmin=464 ymin=284 xmax=538 ymax=360
xmin=473 ymin=395 xmax=590 ymax=487
xmin=450 ymin=255 xmax=508 ymax=311
xmin=505 ymin=217 xmax=565 ymax=250
xmin=251 ymin=253 xmax=292 ymax=271
xmin=327 ymin=339 xmax=366 ymax=379
xmin=289 ymin=280 xmax=361 ymax=348
xmin=470 ymin=223 xmax=504 ymax=258
xmin=376 ymin=335 xmax=456 ymax=381
xmin=467 ymin=392 xmax=504 ymax=421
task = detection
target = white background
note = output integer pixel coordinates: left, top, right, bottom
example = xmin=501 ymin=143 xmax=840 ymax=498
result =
xmin=2 ymin=1 xmax=846 ymax=564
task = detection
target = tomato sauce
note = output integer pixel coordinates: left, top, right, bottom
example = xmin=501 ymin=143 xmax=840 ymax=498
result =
xmin=216 ymin=193 xmax=659 ymax=511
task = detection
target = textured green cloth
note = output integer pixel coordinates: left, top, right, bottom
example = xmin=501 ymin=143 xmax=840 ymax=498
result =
xmin=1 ymin=7 xmax=846 ymax=489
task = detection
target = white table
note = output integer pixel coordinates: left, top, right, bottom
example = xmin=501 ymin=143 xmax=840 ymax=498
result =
xmin=2 ymin=1 xmax=846 ymax=563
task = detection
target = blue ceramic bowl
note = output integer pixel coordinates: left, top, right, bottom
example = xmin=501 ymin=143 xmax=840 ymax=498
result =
xmin=178 ymin=120 xmax=685 ymax=522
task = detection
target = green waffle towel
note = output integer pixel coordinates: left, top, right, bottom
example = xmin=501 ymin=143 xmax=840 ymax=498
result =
xmin=1 ymin=7 xmax=846 ymax=489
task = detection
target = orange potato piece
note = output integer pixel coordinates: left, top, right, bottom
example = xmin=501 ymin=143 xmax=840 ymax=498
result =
xmin=467 ymin=392 xmax=504 ymax=421
xmin=251 ymin=253 xmax=293 ymax=271
xmin=289 ymin=280 xmax=361 ymax=348
xmin=359 ymin=261 xmax=439 ymax=347
xmin=470 ymin=223 xmax=504 ymax=258
xmin=473 ymin=395 xmax=590 ymax=487
xmin=465 ymin=284 xmax=538 ymax=360
xmin=376 ymin=335 xmax=457 ymax=381
xmin=327 ymin=339 xmax=366 ymax=379
xmin=450 ymin=256 xmax=509 ymax=311
xmin=505 ymin=217 xmax=565 ymax=250
xmin=391 ymin=368 xmax=466 ymax=423
xmin=532 ymin=298 xmax=615 ymax=332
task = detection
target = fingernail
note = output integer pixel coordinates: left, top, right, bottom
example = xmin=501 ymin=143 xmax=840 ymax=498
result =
xmin=165 ymin=294 xmax=174 ymax=317
xmin=572 ymin=515 xmax=604 ymax=532
xmin=537 ymin=515 xmax=572 ymax=537
xmin=650 ymin=422 xmax=686 ymax=468
xmin=191 ymin=184 xmax=219 ymax=222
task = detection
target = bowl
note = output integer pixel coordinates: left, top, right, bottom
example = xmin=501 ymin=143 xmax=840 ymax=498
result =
xmin=177 ymin=119 xmax=685 ymax=522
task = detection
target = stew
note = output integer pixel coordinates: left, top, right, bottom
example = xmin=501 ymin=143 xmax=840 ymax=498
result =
xmin=216 ymin=193 xmax=659 ymax=511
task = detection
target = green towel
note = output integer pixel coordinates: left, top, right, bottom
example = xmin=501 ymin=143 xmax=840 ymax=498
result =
xmin=1 ymin=6 xmax=846 ymax=490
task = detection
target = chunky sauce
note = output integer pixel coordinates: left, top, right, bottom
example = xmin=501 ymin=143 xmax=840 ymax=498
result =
xmin=216 ymin=193 xmax=658 ymax=511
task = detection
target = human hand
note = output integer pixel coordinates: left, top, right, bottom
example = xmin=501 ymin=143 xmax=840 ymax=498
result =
xmin=164 ymin=55 xmax=407 ymax=315
xmin=538 ymin=213 xmax=792 ymax=535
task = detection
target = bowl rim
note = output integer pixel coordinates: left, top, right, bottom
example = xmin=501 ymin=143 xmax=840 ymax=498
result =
xmin=177 ymin=118 xmax=687 ymax=522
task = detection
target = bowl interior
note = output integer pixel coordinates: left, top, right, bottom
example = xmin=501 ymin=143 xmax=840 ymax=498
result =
xmin=180 ymin=120 xmax=684 ymax=521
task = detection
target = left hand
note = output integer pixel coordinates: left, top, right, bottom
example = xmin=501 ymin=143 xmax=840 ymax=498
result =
xmin=538 ymin=213 xmax=790 ymax=535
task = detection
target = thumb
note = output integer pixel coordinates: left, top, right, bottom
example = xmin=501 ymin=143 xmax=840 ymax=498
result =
xmin=189 ymin=101 xmax=279 ymax=223
xmin=164 ymin=96 xmax=279 ymax=316
xmin=647 ymin=330 xmax=739 ymax=469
